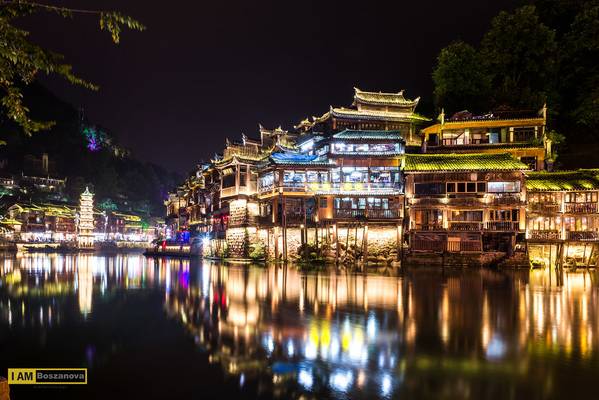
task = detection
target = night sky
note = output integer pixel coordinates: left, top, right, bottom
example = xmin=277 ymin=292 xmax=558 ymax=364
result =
xmin=22 ymin=0 xmax=520 ymax=173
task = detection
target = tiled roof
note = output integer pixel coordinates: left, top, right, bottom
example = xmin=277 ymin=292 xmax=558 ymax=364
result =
xmin=331 ymin=107 xmax=430 ymax=122
xmin=332 ymin=129 xmax=404 ymax=140
xmin=403 ymin=153 xmax=529 ymax=172
xmin=526 ymin=171 xmax=599 ymax=191
xmin=353 ymin=88 xmax=419 ymax=107
xmin=447 ymin=109 xmax=542 ymax=122
xmin=269 ymin=152 xmax=334 ymax=166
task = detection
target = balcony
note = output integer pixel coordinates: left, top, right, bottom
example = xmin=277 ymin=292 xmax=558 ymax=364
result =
xmin=318 ymin=182 xmax=402 ymax=194
xmin=221 ymin=183 xmax=258 ymax=198
xmin=449 ymin=221 xmax=483 ymax=231
xmin=413 ymin=223 xmax=444 ymax=231
xmin=564 ymin=202 xmax=598 ymax=214
xmin=488 ymin=194 xmax=522 ymax=206
xmin=566 ymin=231 xmax=599 ymax=241
xmin=334 ymin=208 xmax=401 ymax=220
xmin=484 ymin=221 xmax=520 ymax=231
xmin=529 ymin=203 xmax=560 ymax=213
xmin=529 ymin=230 xmax=561 ymax=240
xmin=260 ymin=181 xmax=403 ymax=195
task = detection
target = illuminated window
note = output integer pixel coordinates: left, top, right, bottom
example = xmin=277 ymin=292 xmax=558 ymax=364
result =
xmin=283 ymin=171 xmax=306 ymax=184
xmin=259 ymin=172 xmax=274 ymax=189
xmin=487 ymin=181 xmax=520 ymax=193
xmin=306 ymin=171 xmax=319 ymax=183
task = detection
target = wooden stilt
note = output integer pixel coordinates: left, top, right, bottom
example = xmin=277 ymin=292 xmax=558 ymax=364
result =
xmin=274 ymin=227 xmax=279 ymax=262
xmin=266 ymin=227 xmax=270 ymax=262
xmin=345 ymin=224 xmax=350 ymax=263
xmin=363 ymin=224 xmax=369 ymax=267
xmin=354 ymin=224 xmax=359 ymax=265
xmin=282 ymin=196 xmax=288 ymax=262
xmin=335 ymin=224 xmax=339 ymax=265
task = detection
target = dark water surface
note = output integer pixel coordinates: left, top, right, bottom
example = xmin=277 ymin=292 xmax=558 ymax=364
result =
xmin=1 ymin=254 xmax=598 ymax=399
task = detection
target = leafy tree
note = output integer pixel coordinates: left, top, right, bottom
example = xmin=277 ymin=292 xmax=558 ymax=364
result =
xmin=95 ymin=166 xmax=121 ymax=198
xmin=480 ymin=5 xmax=558 ymax=109
xmin=0 ymin=1 xmax=144 ymax=135
xmin=432 ymin=41 xmax=491 ymax=113
xmin=559 ymin=2 xmax=599 ymax=130
xmin=65 ymin=175 xmax=86 ymax=201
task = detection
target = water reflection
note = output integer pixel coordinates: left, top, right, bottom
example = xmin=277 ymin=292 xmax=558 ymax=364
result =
xmin=1 ymin=254 xmax=599 ymax=399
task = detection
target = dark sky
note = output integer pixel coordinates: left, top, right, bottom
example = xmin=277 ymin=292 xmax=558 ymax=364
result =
xmin=22 ymin=0 xmax=520 ymax=173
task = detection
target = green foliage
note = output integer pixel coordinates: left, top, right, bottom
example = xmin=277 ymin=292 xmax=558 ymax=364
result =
xmin=297 ymin=243 xmax=324 ymax=263
xmin=433 ymin=5 xmax=558 ymax=113
xmin=547 ymin=129 xmax=565 ymax=146
xmin=97 ymin=198 xmax=118 ymax=212
xmin=559 ymin=2 xmax=599 ymax=129
xmin=249 ymin=240 xmax=266 ymax=260
xmin=480 ymin=5 xmax=558 ymax=109
xmin=546 ymin=129 xmax=566 ymax=161
xmin=432 ymin=1 xmax=599 ymax=167
xmin=99 ymin=11 xmax=145 ymax=44
xmin=0 ymin=1 xmax=144 ymax=135
xmin=65 ymin=176 xmax=87 ymax=200
xmin=432 ymin=41 xmax=491 ymax=113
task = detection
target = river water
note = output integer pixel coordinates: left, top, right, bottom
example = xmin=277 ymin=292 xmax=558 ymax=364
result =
xmin=1 ymin=253 xmax=598 ymax=399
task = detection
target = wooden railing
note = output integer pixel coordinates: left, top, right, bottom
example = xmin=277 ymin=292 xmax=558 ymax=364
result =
xmin=529 ymin=203 xmax=560 ymax=213
xmin=413 ymin=224 xmax=444 ymax=231
xmin=564 ymin=202 xmax=598 ymax=214
xmin=334 ymin=209 xmax=401 ymax=219
xmin=566 ymin=231 xmax=599 ymax=241
xmin=489 ymin=194 xmax=522 ymax=206
xmin=484 ymin=221 xmax=520 ymax=231
xmin=334 ymin=209 xmax=365 ymax=219
xmin=261 ymin=182 xmax=402 ymax=194
xmin=529 ymin=230 xmax=561 ymax=240
xmin=366 ymin=209 xmax=401 ymax=219
xmin=449 ymin=221 xmax=483 ymax=231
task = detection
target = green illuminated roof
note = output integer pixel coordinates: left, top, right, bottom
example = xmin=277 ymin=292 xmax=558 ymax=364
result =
xmin=526 ymin=170 xmax=599 ymax=191
xmin=333 ymin=129 xmax=404 ymax=140
xmin=403 ymin=153 xmax=528 ymax=172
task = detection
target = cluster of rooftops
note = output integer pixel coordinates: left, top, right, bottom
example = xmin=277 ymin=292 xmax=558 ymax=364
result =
xmin=175 ymin=87 xmax=597 ymax=194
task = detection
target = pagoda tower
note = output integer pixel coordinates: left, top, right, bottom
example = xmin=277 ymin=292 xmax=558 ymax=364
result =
xmin=78 ymin=187 xmax=95 ymax=248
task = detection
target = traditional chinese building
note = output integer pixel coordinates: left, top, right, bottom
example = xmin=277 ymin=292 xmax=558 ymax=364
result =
xmin=421 ymin=107 xmax=549 ymax=171
xmin=403 ymin=153 xmax=528 ymax=255
xmin=5 ymin=202 xmax=78 ymax=241
xmin=526 ymin=170 xmax=599 ymax=268
xmin=296 ymin=88 xmax=429 ymax=147
xmin=162 ymin=88 xmax=587 ymax=267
